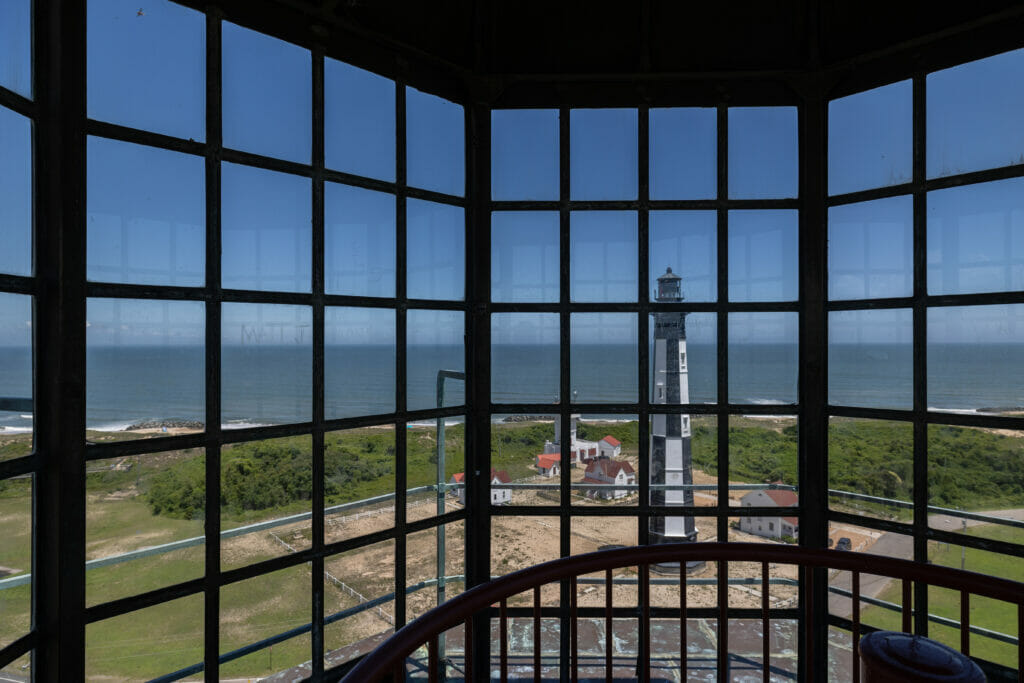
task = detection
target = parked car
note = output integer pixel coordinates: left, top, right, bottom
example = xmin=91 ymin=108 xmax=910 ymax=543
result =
xmin=835 ymin=537 xmax=852 ymax=551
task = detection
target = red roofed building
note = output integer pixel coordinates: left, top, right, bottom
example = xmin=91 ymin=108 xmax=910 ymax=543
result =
xmin=581 ymin=457 xmax=636 ymax=500
xmin=535 ymin=453 xmax=560 ymax=477
xmin=739 ymin=483 xmax=799 ymax=540
xmin=450 ymin=468 xmax=512 ymax=505
xmin=598 ymin=435 xmax=622 ymax=458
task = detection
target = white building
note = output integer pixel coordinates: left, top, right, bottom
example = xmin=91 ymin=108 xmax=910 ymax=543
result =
xmin=581 ymin=457 xmax=636 ymax=499
xmin=535 ymin=453 xmax=560 ymax=477
xmin=544 ymin=414 xmax=622 ymax=464
xmin=739 ymin=487 xmax=799 ymax=540
xmin=451 ymin=468 xmax=512 ymax=505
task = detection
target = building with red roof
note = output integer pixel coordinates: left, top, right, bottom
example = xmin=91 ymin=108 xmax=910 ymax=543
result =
xmin=581 ymin=457 xmax=636 ymax=500
xmin=739 ymin=483 xmax=799 ymax=540
xmin=450 ymin=468 xmax=512 ymax=505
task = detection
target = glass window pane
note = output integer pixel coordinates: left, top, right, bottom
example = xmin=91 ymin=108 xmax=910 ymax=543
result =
xmin=490 ymin=414 xmax=557 ymax=507
xmin=571 ymin=417 xmax=638 ymax=509
xmin=0 ymin=293 xmax=32 ymax=448
xmin=221 ymin=435 xmax=312 ymax=571
xmin=649 ymin=312 xmax=716 ymax=404
xmin=570 ymin=109 xmax=638 ymax=200
xmin=491 ymin=516 xmax=560 ymax=577
xmin=491 ymin=211 xmax=559 ymax=303
xmin=571 ymin=313 xmax=637 ymax=403
xmin=407 ymin=310 xmax=464 ymax=411
xmin=729 ymin=416 xmax=798 ymax=503
xmin=0 ymin=0 xmax=31 ymax=98
xmin=829 ymin=196 xmax=913 ymax=301
xmin=927 ymin=544 xmax=1020 ymax=669
xmin=407 ymin=199 xmax=464 ymax=301
xmin=85 ymin=450 xmax=205 ymax=607
xmin=828 ymin=80 xmax=912 ymax=195
xmin=830 ymin=417 xmax=913 ymax=521
xmin=649 ymin=108 xmax=716 ymax=200
xmin=222 ymin=303 xmax=312 ymax=427
xmin=570 ymin=211 xmax=638 ymax=302
xmin=325 ymin=59 xmax=395 ymax=181
xmin=0 ymin=105 xmax=31 ymax=277
xmin=222 ymin=162 xmax=312 ymax=292
xmin=0 ymin=475 xmax=31 ymax=660
xmin=88 ymin=0 xmax=205 ymax=140
xmin=222 ymin=22 xmax=310 ymax=163
xmin=728 ymin=210 xmax=798 ymax=302
xmin=407 ymin=425 xmax=463 ymax=525
xmin=87 ymin=593 xmax=203 ymax=681
xmin=649 ymin=211 xmax=716 ymax=302
xmin=829 ymin=309 xmax=913 ymax=409
xmin=927 ymin=177 xmax=1024 ymax=296
xmin=87 ymin=137 xmax=205 ymax=286
xmin=928 ymin=47 xmax=1024 ymax=178
xmin=86 ymin=298 xmax=204 ymax=436
xmin=324 ymin=540 xmax=395 ymax=665
xmin=928 ymin=424 xmax=1024 ymax=544
xmin=325 ymin=427 xmax=395 ymax=544
xmin=325 ymin=307 xmax=395 ymax=418
xmin=406 ymin=87 xmax=464 ymax=196
xmin=728 ymin=107 xmax=798 ymax=199
xmin=728 ymin=312 xmax=798 ymax=404
xmin=492 ymin=313 xmax=559 ymax=403
xmin=220 ymin=565 xmax=310 ymax=679
xmin=649 ymin=415 xmax=716 ymax=543
xmin=928 ymin=304 xmax=1024 ymax=413
xmin=491 ymin=109 xmax=559 ymax=200
xmin=406 ymin=521 xmax=464 ymax=620
xmin=325 ymin=182 xmax=395 ymax=297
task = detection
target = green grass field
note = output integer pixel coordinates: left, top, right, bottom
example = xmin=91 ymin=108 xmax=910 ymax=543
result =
xmin=862 ymin=524 xmax=1024 ymax=669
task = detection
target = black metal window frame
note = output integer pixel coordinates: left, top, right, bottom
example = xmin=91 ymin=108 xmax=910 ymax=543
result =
xmin=2 ymin=4 xmax=473 ymax=681
xmin=480 ymin=102 xmax=806 ymax=680
xmin=824 ymin=70 xmax=1024 ymax=660
xmin=4 ymin=1 xmax=1024 ymax=681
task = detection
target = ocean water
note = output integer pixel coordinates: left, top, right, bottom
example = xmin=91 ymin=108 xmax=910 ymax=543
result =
xmin=0 ymin=342 xmax=1022 ymax=433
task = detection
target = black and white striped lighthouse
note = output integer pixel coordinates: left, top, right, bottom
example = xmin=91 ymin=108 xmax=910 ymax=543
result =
xmin=650 ymin=267 xmax=698 ymax=545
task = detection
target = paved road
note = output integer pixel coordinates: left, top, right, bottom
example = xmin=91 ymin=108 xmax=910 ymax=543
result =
xmin=828 ymin=508 xmax=1024 ymax=618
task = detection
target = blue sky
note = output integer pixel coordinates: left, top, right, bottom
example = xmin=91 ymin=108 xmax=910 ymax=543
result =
xmin=2 ymin=0 xmax=1024 ymax=349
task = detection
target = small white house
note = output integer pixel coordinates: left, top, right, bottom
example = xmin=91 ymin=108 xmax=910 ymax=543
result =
xmin=581 ymin=457 xmax=636 ymax=500
xmin=490 ymin=468 xmax=512 ymax=505
xmin=739 ymin=486 xmax=799 ymax=540
xmin=535 ymin=453 xmax=560 ymax=477
xmin=598 ymin=435 xmax=622 ymax=459
xmin=451 ymin=468 xmax=512 ymax=505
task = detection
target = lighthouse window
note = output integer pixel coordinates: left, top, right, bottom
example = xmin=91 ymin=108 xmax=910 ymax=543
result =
xmin=927 ymin=176 xmax=1024 ymax=296
xmin=0 ymin=106 xmax=32 ymax=277
xmin=569 ymin=108 xmax=638 ymax=200
xmin=828 ymin=80 xmax=912 ymax=196
xmin=727 ymin=106 xmax=798 ymax=199
xmin=569 ymin=210 xmax=638 ymax=303
xmin=927 ymin=47 xmax=1024 ymax=179
xmin=828 ymin=308 xmax=912 ymax=410
xmin=828 ymin=195 xmax=913 ymax=301
xmin=658 ymin=387 xmax=665 ymax=400
xmin=679 ymin=352 xmax=686 ymax=369
xmin=649 ymin=210 xmax=716 ymax=302
xmin=728 ymin=209 xmax=799 ymax=302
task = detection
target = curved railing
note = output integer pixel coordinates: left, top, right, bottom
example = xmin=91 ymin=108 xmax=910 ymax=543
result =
xmin=341 ymin=542 xmax=1024 ymax=682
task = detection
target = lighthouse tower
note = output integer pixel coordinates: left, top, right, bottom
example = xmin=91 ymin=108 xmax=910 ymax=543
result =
xmin=650 ymin=267 xmax=698 ymax=545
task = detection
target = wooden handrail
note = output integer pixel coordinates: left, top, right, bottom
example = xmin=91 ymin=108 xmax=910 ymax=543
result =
xmin=341 ymin=542 xmax=1024 ymax=681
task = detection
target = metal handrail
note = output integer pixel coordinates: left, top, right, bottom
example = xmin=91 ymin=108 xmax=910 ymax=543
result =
xmin=341 ymin=542 xmax=1024 ymax=682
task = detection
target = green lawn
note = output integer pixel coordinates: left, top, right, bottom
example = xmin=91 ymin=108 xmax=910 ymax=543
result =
xmin=863 ymin=524 xmax=1024 ymax=669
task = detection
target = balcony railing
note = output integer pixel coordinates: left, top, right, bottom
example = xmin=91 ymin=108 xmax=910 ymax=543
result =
xmin=341 ymin=543 xmax=1024 ymax=682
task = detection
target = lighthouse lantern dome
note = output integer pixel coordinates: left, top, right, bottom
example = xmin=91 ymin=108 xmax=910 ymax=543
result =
xmin=656 ymin=267 xmax=683 ymax=301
